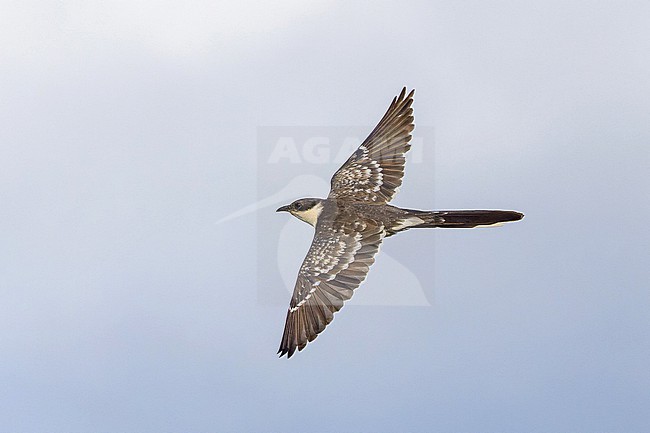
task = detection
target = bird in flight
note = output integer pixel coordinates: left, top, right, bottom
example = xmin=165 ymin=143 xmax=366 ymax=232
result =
xmin=276 ymin=87 xmax=523 ymax=358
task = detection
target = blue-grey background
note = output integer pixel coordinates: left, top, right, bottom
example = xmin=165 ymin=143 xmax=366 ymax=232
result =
xmin=1 ymin=1 xmax=649 ymax=432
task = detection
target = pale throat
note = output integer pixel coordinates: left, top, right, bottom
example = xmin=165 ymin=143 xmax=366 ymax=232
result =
xmin=293 ymin=202 xmax=324 ymax=227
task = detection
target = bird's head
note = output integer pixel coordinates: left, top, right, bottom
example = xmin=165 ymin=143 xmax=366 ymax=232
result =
xmin=276 ymin=198 xmax=324 ymax=227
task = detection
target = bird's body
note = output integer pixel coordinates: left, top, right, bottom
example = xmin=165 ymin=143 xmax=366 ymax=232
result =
xmin=280 ymin=198 xmax=523 ymax=235
xmin=276 ymin=88 xmax=523 ymax=358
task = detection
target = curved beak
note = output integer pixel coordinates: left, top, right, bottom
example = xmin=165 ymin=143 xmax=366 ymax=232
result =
xmin=276 ymin=205 xmax=290 ymax=213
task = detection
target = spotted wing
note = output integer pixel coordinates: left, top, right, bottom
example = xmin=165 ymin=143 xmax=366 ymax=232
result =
xmin=328 ymin=87 xmax=415 ymax=203
xmin=278 ymin=218 xmax=385 ymax=358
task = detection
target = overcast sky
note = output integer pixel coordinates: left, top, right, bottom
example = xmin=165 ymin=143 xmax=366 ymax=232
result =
xmin=1 ymin=1 xmax=649 ymax=432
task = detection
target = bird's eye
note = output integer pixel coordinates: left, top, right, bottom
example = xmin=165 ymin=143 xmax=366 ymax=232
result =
xmin=294 ymin=203 xmax=302 ymax=210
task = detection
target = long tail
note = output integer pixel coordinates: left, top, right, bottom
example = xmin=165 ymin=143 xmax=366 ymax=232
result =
xmin=408 ymin=209 xmax=524 ymax=229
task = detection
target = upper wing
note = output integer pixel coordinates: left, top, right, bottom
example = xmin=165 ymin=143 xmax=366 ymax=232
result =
xmin=328 ymin=87 xmax=415 ymax=203
xmin=278 ymin=217 xmax=385 ymax=358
